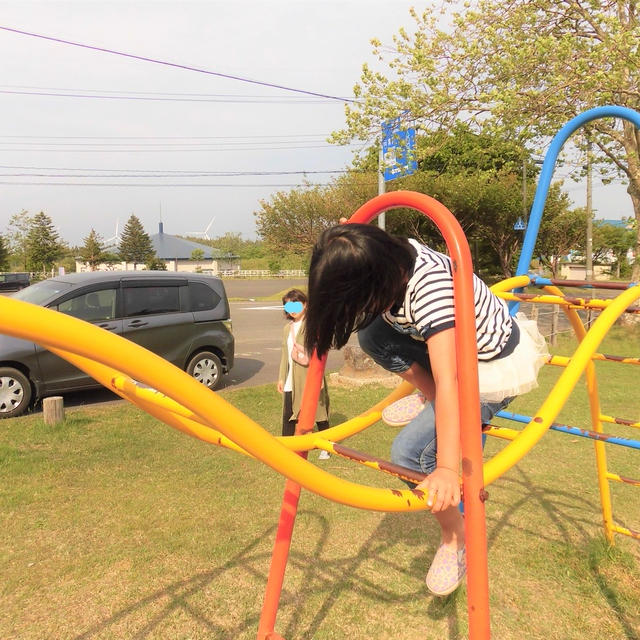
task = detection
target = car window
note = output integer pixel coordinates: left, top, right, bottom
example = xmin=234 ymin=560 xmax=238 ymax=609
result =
xmin=188 ymin=282 xmax=221 ymax=311
xmin=123 ymin=285 xmax=181 ymax=316
xmin=57 ymin=289 xmax=117 ymax=322
xmin=13 ymin=279 xmax=73 ymax=305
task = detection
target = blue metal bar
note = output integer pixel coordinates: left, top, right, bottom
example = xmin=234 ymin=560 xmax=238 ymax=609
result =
xmin=496 ymin=410 xmax=640 ymax=451
xmin=511 ymin=105 xmax=640 ymax=313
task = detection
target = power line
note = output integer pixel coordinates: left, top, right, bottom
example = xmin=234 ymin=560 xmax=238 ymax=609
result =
xmin=0 ymin=88 xmax=340 ymax=104
xmin=0 ymin=25 xmax=356 ymax=103
xmin=1 ymin=84 xmax=343 ymax=101
xmin=0 ymin=180 xmax=371 ymax=188
xmin=0 ymin=140 xmax=343 ymax=148
xmin=0 ymin=164 xmax=356 ymax=174
xmin=0 ymin=132 xmax=332 ymax=140
xmin=0 ymin=170 xmax=358 ymax=178
xmin=0 ymin=144 xmax=354 ymax=152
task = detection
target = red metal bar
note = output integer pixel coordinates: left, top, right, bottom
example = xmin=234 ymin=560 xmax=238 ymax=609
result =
xmin=256 ymin=356 xmax=327 ymax=639
xmin=350 ymin=191 xmax=490 ymax=640
xmin=257 ymin=190 xmax=490 ymax=639
xmin=539 ymin=278 xmax=632 ymax=290
xmin=256 ymin=478 xmax=303 ymax=640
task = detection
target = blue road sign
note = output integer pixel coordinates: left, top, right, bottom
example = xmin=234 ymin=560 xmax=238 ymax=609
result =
xmin=382 ymin=117 xmax=417 ymax=182
xmin=514 ymin=217 xmax=527 ymax=231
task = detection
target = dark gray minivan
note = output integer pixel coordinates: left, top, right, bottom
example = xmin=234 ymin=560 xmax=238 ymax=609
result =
xmin=0 ymin=271 xmax=234 ymax=418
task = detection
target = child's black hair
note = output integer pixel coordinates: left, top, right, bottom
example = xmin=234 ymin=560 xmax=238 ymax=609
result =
xmin=304 ymin=223 xmax=416 ymax=356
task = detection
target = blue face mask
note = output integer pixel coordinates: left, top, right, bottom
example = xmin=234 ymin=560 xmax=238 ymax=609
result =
xmin=284 ymin=301 xmax=304 ymax=314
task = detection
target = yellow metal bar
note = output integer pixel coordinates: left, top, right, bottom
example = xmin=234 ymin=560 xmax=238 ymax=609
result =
xmin=0 ymin=296 xmax=433 ymax=513
xmin=605 ymin=472 xmax=640 ymax=487
xmin=599 ymin=414 xmax=640 ymax=429
xmin=531 ymin=285 xmax=615 ymax=542
xmin=482 ymin=426 xmax=518 ymax=441
xmin=611 ymin=524 xmax=640 ymax=540
xmin=489 ymin=275 xmax=531 ymax=293
xmin=483 ymin=284 xmax=640 ymax=490
xmin=47 ymin=343 xmax=415 ymax=458
xmin=497 ymin=291 xmax=635 ymax=313
xmin=549 ymin=353 xmax=640 ymax=367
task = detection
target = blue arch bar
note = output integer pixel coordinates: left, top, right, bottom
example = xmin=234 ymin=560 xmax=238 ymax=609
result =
xmin=512 ymin=105 xmax=640 ymax=312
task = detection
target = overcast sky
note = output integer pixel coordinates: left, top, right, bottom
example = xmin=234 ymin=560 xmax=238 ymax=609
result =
xmin=0 ymin=1 xmax=633 ymax=248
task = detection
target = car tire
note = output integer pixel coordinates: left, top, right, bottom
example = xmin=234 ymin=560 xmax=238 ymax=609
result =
xmin=0 ymin=367 xmax=32 ymax=419
xmin=186 ymin=351 xmax=223 ymax=390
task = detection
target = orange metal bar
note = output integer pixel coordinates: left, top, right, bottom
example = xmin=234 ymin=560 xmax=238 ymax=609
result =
xmin=256 ymin=353 xmax=328 ymax=640
xmin=349 ymin=191 xmax=490 ymax=639
xmin=256 ymin=477 xmax=304 ymax=640
xmin=257 ymin=190 xmax=489 ymax=639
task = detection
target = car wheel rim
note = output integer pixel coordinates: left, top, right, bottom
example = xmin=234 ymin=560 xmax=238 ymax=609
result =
xmin=0 ymin=376 xmax=24 ymax=412
xmin=192 ymin=358 xmax=219 ymax=387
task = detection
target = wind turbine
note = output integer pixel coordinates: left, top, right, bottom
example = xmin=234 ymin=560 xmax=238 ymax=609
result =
xmin=185 ymin=216 xmax=215 ymax=241
xmin=104 ymin=219 xmax=120 ymax=247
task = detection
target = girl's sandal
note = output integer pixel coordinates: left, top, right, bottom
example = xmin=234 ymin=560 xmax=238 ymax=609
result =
xmin=381 ymin=392 xmax=426 ymax=427
xmin=425 ymin=544 xmax=466 ymax=597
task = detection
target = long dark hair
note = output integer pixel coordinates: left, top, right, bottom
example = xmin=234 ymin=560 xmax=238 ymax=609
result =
xmin=304 ymin=223 xmax=416 ymax=356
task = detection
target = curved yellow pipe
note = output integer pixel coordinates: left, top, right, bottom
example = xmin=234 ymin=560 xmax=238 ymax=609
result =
xmin=48 ymin=342 xmax=415 ymax=456
xmin=5 ymin=280 xmax=636 ymax=510
xmin=0 ymin=296 xmax=426 ymax=512
xmin=483 ymin=283 xmax=640 ymax=485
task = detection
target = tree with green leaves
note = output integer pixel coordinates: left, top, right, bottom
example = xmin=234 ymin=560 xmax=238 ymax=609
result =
xmin=256 ymin=169 xmax=378 ymax=255
xmin=335 ymin=1 xmax=640 ymax=278
xmin=0 ymin=234 xmax=9 ymax=271
xmin=25 ymin=211 xmax=65 ymax=275
xmin=256 ymin=184 xmax=344 ymax=254
xmin=535 ymin=207 xmax=589 ymax=279
xmin=362 ymin=125 xmax=573 ymax=277
xmin=118 ymin=214 xmax=154 ymax=270
xmin=79 ymin=229 xmax=107 ymax=271
xmin=592 ymin=220 xmax=635 ymax=278
xmin=145 ymin=256 xmax=167 ymax=271
xmin=6 ymin=210 xmax=34 ymax=270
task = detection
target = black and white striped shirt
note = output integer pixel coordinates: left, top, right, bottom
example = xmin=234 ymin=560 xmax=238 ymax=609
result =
xmin=382 ymin=240 xmax=512 ymax=360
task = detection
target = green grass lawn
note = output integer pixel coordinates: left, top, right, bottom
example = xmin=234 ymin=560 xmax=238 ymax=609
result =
xmin=0 ymin=328 xmax=639 ymax=639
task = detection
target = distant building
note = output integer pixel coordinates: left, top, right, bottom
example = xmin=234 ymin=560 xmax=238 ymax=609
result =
xmin=150 ymin=222 xmax=239 ymax=273
xmin=75 ymin=222 xmax=240 ymax=274
xmin=596 ymin=218 xmax=633 ymax=229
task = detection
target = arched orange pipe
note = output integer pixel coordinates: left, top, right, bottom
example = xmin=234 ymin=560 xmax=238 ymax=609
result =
xmin=259 ymin=191 xmax=489 ymax=640
xmin=348 ymin=191 xmax=489 ymax=639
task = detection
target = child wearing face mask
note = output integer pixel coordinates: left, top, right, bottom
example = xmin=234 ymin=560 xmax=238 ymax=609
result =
xmin=277 ymin=289 xmax=331 ymax=458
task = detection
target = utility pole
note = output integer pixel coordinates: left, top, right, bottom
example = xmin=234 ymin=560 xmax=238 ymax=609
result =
xmin=586 ymin=140 xmax=593 ymax=282
xmin=378 ymin=145 xmax=386 ymax=230
xmin=586 ymin=140 xmax=594 ymax=326
xmin=522 ymin=158 xmax=527 ymax=226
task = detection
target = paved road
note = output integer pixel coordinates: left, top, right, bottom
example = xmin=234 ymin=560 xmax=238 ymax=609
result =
xmin=222 ymin=278 xmax=307 ymax=300
xmin=51 ymin=279 xmax=350 ymax=411
xmin=223 ymin=300 xmax=347 ymax=390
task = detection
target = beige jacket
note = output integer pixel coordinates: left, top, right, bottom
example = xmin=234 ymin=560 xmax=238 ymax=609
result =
xmin=278 ymin=318 xmax=330 ymax=423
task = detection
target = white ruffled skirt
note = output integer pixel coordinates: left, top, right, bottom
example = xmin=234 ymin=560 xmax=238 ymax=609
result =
xmin=477 ymin=313 xmax=549 ymax=403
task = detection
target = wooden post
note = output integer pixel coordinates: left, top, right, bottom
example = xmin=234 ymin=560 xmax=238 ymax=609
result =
xmin=43 ymin=396 xmax=65 ymax=426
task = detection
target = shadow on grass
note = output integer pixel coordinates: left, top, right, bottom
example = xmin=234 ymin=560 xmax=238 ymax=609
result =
xmin=485 ymin=466 xmax=602 ymax=549
xmin=486 ymin=466 xmax=639 ymax=638
xmin=72 ymin=506 xmax=463 ymax=639
xmin=588 ymin=540 xmax=639 ymax=640
xmin=73 ymin=527 xmax=271 ymax=639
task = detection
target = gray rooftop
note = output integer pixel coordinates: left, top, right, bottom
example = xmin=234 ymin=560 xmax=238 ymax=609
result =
xmin=151 ymin=223 xmax=236 ymax=260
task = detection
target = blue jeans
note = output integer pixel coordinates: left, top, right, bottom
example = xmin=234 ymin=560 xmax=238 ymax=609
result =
xmin=358 ymin=316 xmax=513 ymax=483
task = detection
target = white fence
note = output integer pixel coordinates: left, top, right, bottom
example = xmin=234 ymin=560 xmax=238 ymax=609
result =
xmin=216 ymin=269 xmax=306 ymax=279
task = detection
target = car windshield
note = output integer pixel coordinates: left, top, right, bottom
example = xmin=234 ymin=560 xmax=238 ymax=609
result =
xmin=12 ymin=279 xmax=73 ymax=306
